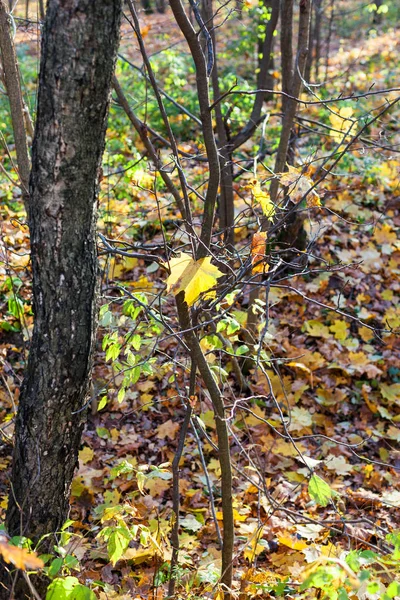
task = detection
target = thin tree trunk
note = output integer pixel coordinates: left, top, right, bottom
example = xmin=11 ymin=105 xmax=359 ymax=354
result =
xmin=200 ymin=0 xmax=235 ymax=249
xmin=304 ymin=0 xmax=314 ymax=83
xmin=6 ymin=0 xmax=121 ymax=557
xmin=372 ymin=0 xmax=382 ymax=25
xmin=38 ymin=0 xmax=45 ymax=20
xmin=270 ymin=0 xmax=311 ymax=202
xmin=0 ymin=0 xmax=31 ymax=204
xmin=280 ymin=0 xmax=293 ymax=114
xmin=176 ymin=294 xmax=234 ymax=598
xmin=231 ymin=0 xmax=279 ymax=149
xmin=314 ymin=0 xmax=322 ymax=80
xmin=324 ymin=0 xmax=334 ymax=80
xmin=244 ymin=0 xmax=311 ymax=365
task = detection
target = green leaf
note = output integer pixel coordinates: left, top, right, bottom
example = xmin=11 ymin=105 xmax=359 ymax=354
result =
xmin=97 ymin=396 xmax=107 ymax=411
xmin=308 ymin=474 xmax=333 ymax=507
xmin=110 ymin=460 xmax=135 ymax=478
xmin=130 ymin=334 xmax=141 ymax=351
xmin=387 ymin=581 xmax=400 ymax=598
xmin=71 ymin=585 xmax=96 ymax=600
xmin=235 ymin=344 xmax=249 ymax=356
xmin=107 ymin=528 xmax=131 ymax=565
xmin=46 ymin=576 xmax=77 ymax=599
xmin=105 ymin=342 xmax=121 ymax=362
xmin=46 ymin=577 xmax=95 ymax=600
xmin=96 ymin=427 xmax=110 ymax=439
xmin=386 ymin=531 xmax=400 ymax=560
xmin=48 ymin=557 xmax=63 ymax=578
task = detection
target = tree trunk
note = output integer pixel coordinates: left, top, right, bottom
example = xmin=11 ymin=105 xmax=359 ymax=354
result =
xmin=314 ymin=0 xmax=322 ymax=80
xmin=280 ymin=0 xmax=293 ymax=114
xmin=0 ymin=0 xmax=31 ymax=205
xmin=270 ymin=0 xmax=311 ymax=202
xmin=6 ymin=0 xmax=121 ymax=554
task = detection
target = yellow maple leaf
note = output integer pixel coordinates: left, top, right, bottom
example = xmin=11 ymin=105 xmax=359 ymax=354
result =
xmin=78 ymin=446 xmax=94 ymax=464
xmin=329 ymin=319 xmax=349 ymax=341
xmin=329 ymin=106 xmax=356 ymax=143
xmin=166 ymin=252 xmax=223 ymax=306
xmin=277 ymin=535 xmax=307 ymax=551
xmin=277 ymin=165 xmax=321 ymax=207
xmin=248 ymin=179 xmax=275 ymax=221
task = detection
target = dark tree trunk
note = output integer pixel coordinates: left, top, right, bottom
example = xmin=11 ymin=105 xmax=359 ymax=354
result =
xmin=6 ymin=0 xmax=121 ymax=554
xmin=314 ymin=0 xmax=322 ymax=80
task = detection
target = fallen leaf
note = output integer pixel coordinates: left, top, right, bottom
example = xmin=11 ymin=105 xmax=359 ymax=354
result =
xmin=79 ymin=446 xmax=94 ymax=464
xmin=308 ymin=474 xmax=333 ymax=507
xmin=156 ymin=419 xmax=179 ymax=440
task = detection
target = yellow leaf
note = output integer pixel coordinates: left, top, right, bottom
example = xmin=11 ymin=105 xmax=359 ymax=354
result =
xmin=166 ymin=252 xmax=223 ymax=306
xmin=131 ymin=275 xmax=154 ymax=290
xmin=358 ymin=326 xmax=374 ymax=342
xmin=156 ymin=419 xmax=180 ymax=440
xmin=277 ymin=535 xmax=307 ymax=551
xmin=303 ymin=320 xmax=330 ymax=338
xmin=122 ymin=547 xmax=158 ymax=564
xmin=79 ymin=446 xmax=94 ymax=464
xmin=380 ymin=383 xmax=400 ymax=403
xmin=287 ymin=361 xmax=313 ymax=388
xmin=0 ymin=541 xmax=44 ymax=571
xmin=243 ymin=526 xmax=265 ymax=561
xmin=329 ymin=319 xmax=349 ymax=341
xmin=383 ymin=305 xmax=400 ymax=329
xmin=381 ymin=289 xmax=393 ymax=301
xmin=248 ymin=179 xmax=275 ymax=221
xmin=276 ymin=165 xmax=321 ymax=206
xmin=329 ymin=106 xmax=356 ymax=143
xmin=373 ymin=223 xmax=397 ymax=246
xmin=233 ymin=508 xmax=249 ymax=522
xmin=244 ymin=404 xmax=266 ymax=426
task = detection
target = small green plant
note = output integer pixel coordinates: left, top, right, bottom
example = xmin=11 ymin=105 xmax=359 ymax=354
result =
xmin=299 ymin=531 xmax=400 ymax=600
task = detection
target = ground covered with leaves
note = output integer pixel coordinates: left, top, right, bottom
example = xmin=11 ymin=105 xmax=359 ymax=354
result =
xmin=0 ymin=3 xmax=400 ymax=599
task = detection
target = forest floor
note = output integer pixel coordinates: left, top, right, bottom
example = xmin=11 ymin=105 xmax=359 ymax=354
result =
xmin=0 ymin=4 xmax=399 ymax=599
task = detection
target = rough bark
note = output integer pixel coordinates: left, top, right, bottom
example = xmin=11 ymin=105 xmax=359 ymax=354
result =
xmin=6 ymin=0 xmax=121 ymax=553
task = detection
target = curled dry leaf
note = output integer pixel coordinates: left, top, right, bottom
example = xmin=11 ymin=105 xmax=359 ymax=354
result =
xmin=276 ymin=165 xmax=321 ymax=207
xmin=251 ymin=232 xmax=269 ymax=274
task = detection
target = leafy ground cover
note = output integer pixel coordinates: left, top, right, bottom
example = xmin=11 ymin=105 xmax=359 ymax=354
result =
xmin=0 ymin=3 xmax=399 ymax=599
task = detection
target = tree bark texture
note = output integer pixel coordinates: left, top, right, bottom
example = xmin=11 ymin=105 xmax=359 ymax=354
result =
xmin=6 ymin=0 xmax=121 ymax=547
